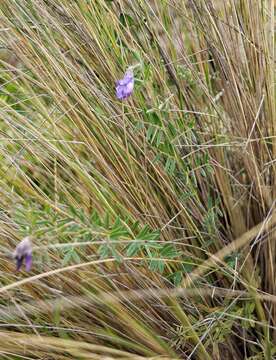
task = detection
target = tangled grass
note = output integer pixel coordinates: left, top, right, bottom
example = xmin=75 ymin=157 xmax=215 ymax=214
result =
xmin=0 ymin=0 xmax=275 ymax=359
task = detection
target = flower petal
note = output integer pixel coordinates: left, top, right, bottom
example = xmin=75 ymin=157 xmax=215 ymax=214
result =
xmin=115 ymin=70 xmax=134 ymax=100
xmin=25 ymin=254 xmax=32 ymax=272
xmin=15 ymin=256 xmax=24 ymax=271
xmin=14 ymin=237 xmax=32 ymax=272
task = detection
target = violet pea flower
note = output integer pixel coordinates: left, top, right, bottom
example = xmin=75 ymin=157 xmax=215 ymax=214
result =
xmin=115 ymin=70 xmax=134 ymax=100
xmin=13 ymin=236 xmax=32 ymax=271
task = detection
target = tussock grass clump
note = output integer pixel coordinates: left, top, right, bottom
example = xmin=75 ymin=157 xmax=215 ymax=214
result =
xmin=0 ymin=0 xmax=275 ymax=359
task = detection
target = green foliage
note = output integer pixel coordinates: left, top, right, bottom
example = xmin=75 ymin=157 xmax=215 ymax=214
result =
xmin=14 ymin=203 xmax=183 ymax=275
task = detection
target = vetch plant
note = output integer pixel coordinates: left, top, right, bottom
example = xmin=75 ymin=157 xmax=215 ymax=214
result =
xmin=13 ymin=236 xmax=32 ymax=272
xmin=115 ymin=69 xmax=134 ymax=100
xmin=0 ymin=0 xmax=275 ymax=358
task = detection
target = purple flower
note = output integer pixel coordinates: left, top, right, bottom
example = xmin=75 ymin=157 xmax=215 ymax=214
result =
xmin=115 ymin=70 xmax=134 ymax=100
xmin=13 ymin=237 xmax=32 ymax=272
